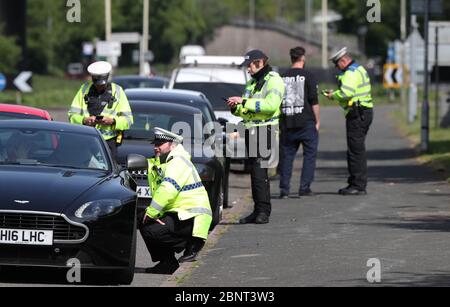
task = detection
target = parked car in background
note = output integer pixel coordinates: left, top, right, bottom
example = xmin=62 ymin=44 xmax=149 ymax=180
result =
xmin=0 ymin=120 xmax=147 ymax=285
xmin=116 ymin=101 xmax=226 ymax=228
xmin=169 ymin=56 xmax=250 ymax=171
xmin=179 ymin=45 xmax=206 ymax=62
xmin=112 ymin=75 xmax=169 ymax=90
xmin=0 ymin=104 xmax=52 ymax=121
xmin=125 ymin=88 xmax=231 ymax=208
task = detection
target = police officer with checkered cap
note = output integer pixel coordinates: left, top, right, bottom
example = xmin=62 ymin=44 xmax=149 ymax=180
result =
xmin=141 ymin=127 xmax=212 ymax=274
xmin=323 ymin=47 xmax=374 ymax=196
xmin=68 ymin=61 xmax=133 ymax=162
xmin=151 ymin=127 xmax=184 ymax=146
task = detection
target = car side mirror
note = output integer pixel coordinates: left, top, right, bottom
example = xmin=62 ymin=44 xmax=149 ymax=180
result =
xmin=126 ymin=154 xmax=148 ymax=171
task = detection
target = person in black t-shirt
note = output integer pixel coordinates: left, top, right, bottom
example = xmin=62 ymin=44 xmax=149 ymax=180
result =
xmin=279 ymin=47 xmax=320 ymax=198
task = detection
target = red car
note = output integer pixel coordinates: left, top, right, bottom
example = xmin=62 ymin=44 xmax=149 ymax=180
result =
xmin=0 ymin=103 xmax=52 ymax=121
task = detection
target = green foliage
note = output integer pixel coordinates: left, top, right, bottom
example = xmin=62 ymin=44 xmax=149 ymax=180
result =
xmin=0 ymin=29 xmax=21 ymax=74
xmin=27 ymin=0 xmax=104 ymax=74
xmin=21 ymin=0 xmax=450 ymax=74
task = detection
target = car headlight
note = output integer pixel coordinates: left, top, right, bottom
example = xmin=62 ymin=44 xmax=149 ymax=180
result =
xmin=75 ymin=199 xmax=122 ymax=219
xmin=194 ymin=163 xmax=215 ymax=181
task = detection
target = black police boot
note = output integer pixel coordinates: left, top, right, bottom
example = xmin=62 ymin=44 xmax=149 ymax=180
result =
xmin=146 ymin=257 xmax=180 ymax=275
xmin=338 ymin=186 xmax=352 ymax=195
xmin=279 ymin=191 xmax=289 ymax=199
xmin=339 ymin=186 xmax=367 ymax=196
xmin=179 ymin=239 xmax=205 ymax=263
xmin=255 ymin=212 xmax=269 ymax=224
xmin=299 ymin=189 xmax=315 ymax=197
xmin=239 ymin=212 xmax=257 ymax=224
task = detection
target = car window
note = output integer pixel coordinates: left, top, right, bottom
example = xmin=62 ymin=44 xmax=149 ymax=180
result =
xmin=114 ymin=79 xmax=166 ymax=89
xmin=0 ymin=128 xmax=109 ymax=171
xmin=0 ymin=112 xmax=46 ymax=120
xmin=173 ymin=83 xmax=246 ymax=111
xmin=126 ymin=110 xmax=205 ymax=143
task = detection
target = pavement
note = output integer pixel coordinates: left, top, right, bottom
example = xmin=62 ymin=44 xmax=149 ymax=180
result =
xmin=180 ymin=105 xmax=450 ymax=287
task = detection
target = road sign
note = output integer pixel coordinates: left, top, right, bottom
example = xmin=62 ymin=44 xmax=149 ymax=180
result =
xmin=13 ymin=72 xmax=33 ymax=93
xmin=111 ymin=32 xmax=141 ymax=44
xmin=144 ymin=51 xmax=154 ymax=63
xmin=384 ymin=64 xmax=405 ymax=89
xmin=0 ymin=72 xmax=33 ymax=92
xmin=0 ymin=73 xmax=6 ymax=91
xmin=96 ymin=41 xmax=122 ymax=57
xmin=411 ymin=0 xmax=443 ymax=15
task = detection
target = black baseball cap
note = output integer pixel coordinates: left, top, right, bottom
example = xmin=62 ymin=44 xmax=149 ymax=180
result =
xmin=240 ymin=49 xmax=268 ymax=67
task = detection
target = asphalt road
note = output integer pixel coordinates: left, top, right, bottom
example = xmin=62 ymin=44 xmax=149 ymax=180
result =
xmin=0 ymin=109 xmax=252 ymax=286
xmin=1 ymin=106 xmax=449 ymax=287
xmin=181 ymin=105 xmax=450 ymax=287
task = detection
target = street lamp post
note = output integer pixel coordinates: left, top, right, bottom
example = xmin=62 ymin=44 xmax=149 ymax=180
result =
xmin=421 ymin=0 xmax=430 ymax=152
xmin=322 ymin=0 xmax=328 ymax=69
xmin=140 ymin=0 xmax=149 ymax=76
xmin=249 ymin=0 xmax=255 ymax=50
xmin=105 ymin=0 xmax=112 ymax=41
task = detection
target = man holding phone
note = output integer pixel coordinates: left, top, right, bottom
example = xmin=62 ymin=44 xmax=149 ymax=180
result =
xmin=68 ymin=61 xmax=133 ymax=161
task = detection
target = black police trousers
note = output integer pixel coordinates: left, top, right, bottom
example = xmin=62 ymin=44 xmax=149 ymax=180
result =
xmin=139 ymin=213 xmax=194 ymax=262
xmin=106 ymin=138 xmax=118 ymax=162
xmin=346 ymin=108 xmax=373 ymax=190
xmin=245 ymin=125 xmax=273 ymax=216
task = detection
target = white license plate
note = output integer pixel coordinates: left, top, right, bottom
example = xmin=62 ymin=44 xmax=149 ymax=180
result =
xmin=137 ymin=186 xmax=152 ymax=199
xmin=0 ymin=229 xmax=53 ymax=246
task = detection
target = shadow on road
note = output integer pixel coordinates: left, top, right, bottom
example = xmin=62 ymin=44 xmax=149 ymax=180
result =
xmin=0 ymin=266 xmax=136 ymax=286
xmin=335 ymin=213 xmax=450 ymax=233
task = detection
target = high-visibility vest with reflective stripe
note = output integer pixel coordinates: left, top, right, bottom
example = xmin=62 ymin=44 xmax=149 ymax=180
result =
xmin=145 ymin=145 xmax=212 ymax=240
xmin=332 ymin=63 xmax=373 ymax=116
xmin=233 ymin=71 xmax=285 ymax=128
xmin=68 ymin=82 xmax=134 ymax=141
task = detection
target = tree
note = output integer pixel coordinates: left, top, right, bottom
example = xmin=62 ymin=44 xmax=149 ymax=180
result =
xmin=0 ymin=32 xmax=21 ymax=74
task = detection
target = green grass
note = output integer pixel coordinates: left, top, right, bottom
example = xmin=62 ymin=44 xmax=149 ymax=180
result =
xmin=393 ymin=102 xmax=450 ymax=181
xmin=0 ymin=75 xmax=82 ymax=108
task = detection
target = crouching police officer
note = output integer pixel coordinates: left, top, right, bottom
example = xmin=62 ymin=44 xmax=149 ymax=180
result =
xmin=68 ymin=61 xmax=133 ymax=161
xmin=324 ymin=48 xmax=374 ymax=195
xmin=140 ymin=128 xmax=212 ymax=275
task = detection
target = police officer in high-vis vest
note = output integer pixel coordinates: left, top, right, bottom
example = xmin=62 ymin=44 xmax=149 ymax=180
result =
xmin=324 ymin=48 xmax=374 ymax=195
xmin=141 ymin=128 xmax=212 ymax=275
xmin=68 ymin=61 xmax=133 ymax=162
xmin=226 ymin=49 xmax=285 ymax=224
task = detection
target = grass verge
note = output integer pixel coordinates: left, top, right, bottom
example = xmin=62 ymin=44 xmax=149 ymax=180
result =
xmin=392 ymin=105 xmax=450 ymax=182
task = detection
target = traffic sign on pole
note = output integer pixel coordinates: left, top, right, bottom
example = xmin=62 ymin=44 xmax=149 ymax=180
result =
xmin=13 ymin=72 xmax=33 ymax=93
xmin=0 ymin=73 xmax=6 ymax=91
xmin=383 ymin=64 xmax=405 ymax=89
xmin=0 ymin=72 xmax=33 ymax=93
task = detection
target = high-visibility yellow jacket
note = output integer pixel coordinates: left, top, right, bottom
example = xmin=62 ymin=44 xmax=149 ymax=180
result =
xmin=233 ymin=71 xmax=285 ymax=128
xmin=68 ymin=82 xmax=133 ymax=141
xmin=332 ymin=62 xmax=373 ymax=116
xmin=145 ymin=145 xmax=212 ymax=240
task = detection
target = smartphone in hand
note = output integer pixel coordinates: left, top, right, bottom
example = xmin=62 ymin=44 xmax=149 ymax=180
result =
xmin=95 ymin=115 xmax=104 ymax=121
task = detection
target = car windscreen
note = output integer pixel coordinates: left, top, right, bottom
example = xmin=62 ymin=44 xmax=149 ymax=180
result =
xmin=173 ymin=83 xmax=246 ymax=111
xmin=114 ymin=79 xmax=166 ymax=89
xmin=0 ymin=112 xmax=47 ymax=120
xmin=0 ymin=128 xmax=110 ymax=171
xmin=126 ymin=110 xmax=205 ymax=143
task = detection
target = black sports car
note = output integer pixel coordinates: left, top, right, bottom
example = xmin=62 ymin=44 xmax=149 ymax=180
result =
xmin=0 ymin=120 xmax=148 ymax=285
xmin=116 ymin=100 xmax=226 ymax=228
